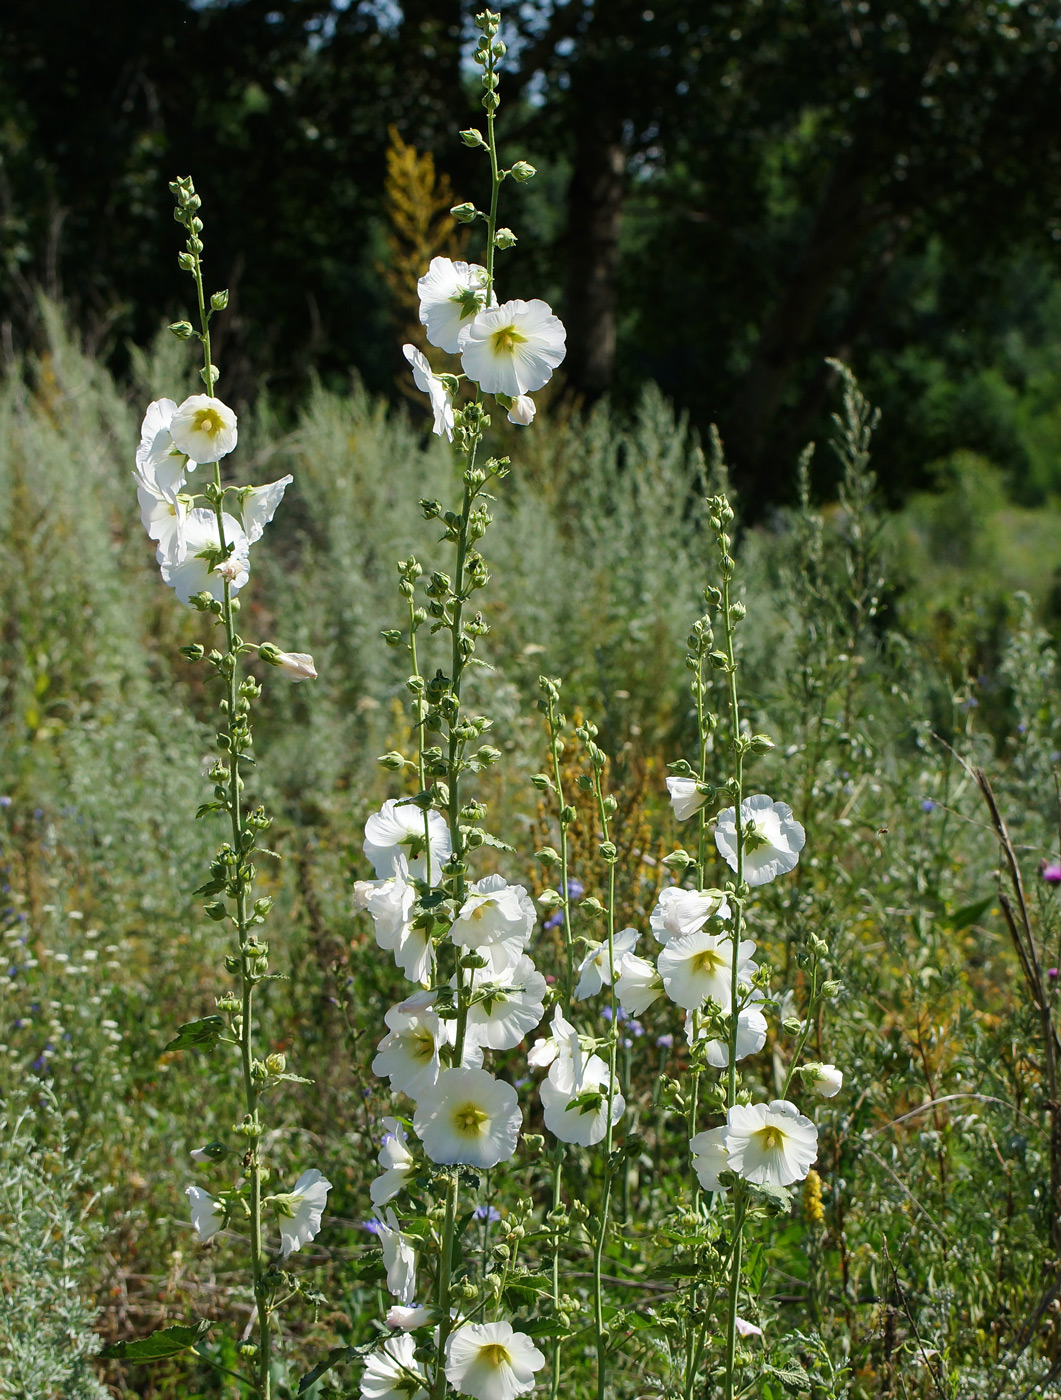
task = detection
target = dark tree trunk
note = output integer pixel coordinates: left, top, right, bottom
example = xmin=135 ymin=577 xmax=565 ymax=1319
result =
xmin=563 ymin=113 xmax=625 ymax=401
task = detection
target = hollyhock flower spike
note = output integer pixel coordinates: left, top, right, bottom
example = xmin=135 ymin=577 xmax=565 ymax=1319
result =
xmin=714 ymin=794 xmax=806 ymax=887
xmin=169 ymin=393 xmax=238 ymax=463
xmin=186 ymin=1185 xmax=223 ymax=1242
xmin=376 ymin=1206 xmax=417 ymax=1304
xmin=445 ymin=1319 xmax=546 ymax=1400
xmin=417 ymin=256 xmax=494 ymax=353
xmin=403 ymin=344 xmax=455 ymax=441
xmin=723 ymin=1100 xmax=818 ymax=1188
xmin=413 ymin=1065 xmax=521 ymax=1168
xmin=458 ymin=298 xmax=566 ymax=397
xmin=361 ymin=1333 xmax=430 ymax=1400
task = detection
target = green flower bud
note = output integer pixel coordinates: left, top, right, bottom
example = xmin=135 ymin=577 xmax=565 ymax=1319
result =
xmin=378 ymin=751 xmax=407 ymax=771
xmin=493 ymin=227 xmax=517 ymax=249
xmin=451 ymin=202 xmax=479 ymax=223
xmin=168 ymin=320 xmax=195 ymax=340
xmin=210 ymin=289 xmax=229 ymax=311
xmin=509 ymin=160 xmax=536 ymax=182
xmin=460 ymin=128 xmax=488 ymax=148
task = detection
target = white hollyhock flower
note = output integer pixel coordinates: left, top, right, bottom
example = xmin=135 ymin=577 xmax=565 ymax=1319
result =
xmin=403 ymin=344 xmax=455 ymax=441
xmin=445 ymin=1320 xmax=546 ymax=1400
xmin=417 ymin=256 xmax=493 ymax=353
xmin=690 ymin=1126 xmax=729 ymax=1192
xmin=666 ymin=776 xmax=708 ymax=822
xmin=650 ymin=886 xmax=730 ymax=945
xmin=364 ymin=799 xmax=452 ymax=884
xmin=160 ymin=507 xmax=249 ymax=604
xmin=186 ymin=1185 xmax=223 ymax=1242
xmin=370 ymin=1118 xmax=415 ymax=1209
xmin=574 ymin=927 xmax=638 ymax=1000
xmin=376 ymin=1207 xmax=417 ymax=1304
xmin=373 ymin=1002 xmax=444 ymax=1100
xmin=386 ymin=1304 xmax=433 ymax=1331
xmin=723 ymin=1100 xmax=818 ymax=1188
xmin=413 ymin=1066 xmax=521 ymax=1168
xmin=458 ymin=299 xmax=566 ymax=397
xmin=528 ymin=1006 xmax=579 ymax=1081
xmin=355 ymin=859 xmax=416 ymax=955
xmin=271 ymin=650 xmax=317 ymax=681
xmin=690 ymin=1001 xmax=769 ymax=1067
xmin=540 ymin=1028 xmax=624 ymax=1147
xmin=463 ymin=954 xmax=547 ymax=1051
xmin=806 ymin=1063 xmax=844 ymax=1098
xmin=615 ymin=951 xmax=664 ymax=1016
xmin=361 ymin=1333 xmax=430 ymax=1400
xmin=506 ymin=394 xmax=535 ymax=426
xmin=735 ymin=1317 xmax=763 ymax=1338
xmin=657 ymin=929 xmax=758 ymax=1011
xmin=136 ymin=473 xmax=189 ymax=567
xmin=138 ymin=396 xmax=196 ymax=484
xmin=714 ymin=795 xmax=806 ymax=887
xmin=275 ymin=1168 xmax=332 ymax=1258
xmin=449 ymin=875 xmax=535 ymax=969
xmin=168 ymin=394 xmax=238 ymax=463
xmin=240 ymin=475 xmax=293 ymax=543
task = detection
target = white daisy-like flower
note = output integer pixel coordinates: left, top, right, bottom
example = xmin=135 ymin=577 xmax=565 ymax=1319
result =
xmin=445 ymin=1319 xmax=546 ymax=1400
xmin=449 ymin=875 xmax=536 ymax=970
xmin=386 ymin=1304 xmax=433 ymax=1331
xmin=458 ymin=299 xmax=566 ymax=397
xmin=403 ymin=344 xmax=455 ymax=441
xmin=714 ymin=795 xmax=806 ymax=887
xmin=413 ymin=1066 xmax=521 ymax=1168
xmin=614 ymin=951 xmax=664 ymax=1016
xmin=417 ymin=257 xmax=493 ymax=353
xmin=169 ymin=394 xmax=238 ymax=463
xmin=506 ymin=394 xmax=535 ymax=426
xmin=370 ymin=1117 xmax=415 ymax=1209
xmin=160 ymin=507 xmax=249 ymax=604
xmin=361 ymin=1333 xmax=430 ymax=1400
xmin=574 ymin=927 xmax=639 ymax=1000
xmin=275 ymin=1168 xmax=332 ymax=1258
xmin=463 ymin=954 xmax=547 ymax=1051
xmin=650 ymin=886 xmax=730 ymax=945
xmin=689 ymin=1001 xmax=769 ymax=1068
xmin=657 ymin=929 xmax=758 ymax=1011
xmin=666 ymin=776 xmax=708 ymax=822
xmin=806 ymin=1063 xmax=844 ymax=1098
xmin=364 ymin=799 xmax=452 ymax=884
xmin=723 ymin=1099 xmax=818 ymax=1188
xmin=186 ymin=1185 xmax=223 ymax=1242
xmin=690 ymin=1126 xmax=729 ymax=1192
xmin=376 ymin=1206 xmax=417 ymax=1304
xmin=373 ymin=1002 xmax=445 ymax=1100
xmin=240 ymin=475 xmax=293 ymax=543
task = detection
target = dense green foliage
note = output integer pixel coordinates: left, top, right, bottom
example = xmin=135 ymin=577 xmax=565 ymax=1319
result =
xmin=2 ymin=316 xmax=1061 ymax=1395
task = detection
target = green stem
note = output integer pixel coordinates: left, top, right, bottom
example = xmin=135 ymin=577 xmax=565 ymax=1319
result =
xmin=432 ymin=1172 xmax=460 ymax=1400
xmin=546 ymin=690 xmax=575 ymax=1004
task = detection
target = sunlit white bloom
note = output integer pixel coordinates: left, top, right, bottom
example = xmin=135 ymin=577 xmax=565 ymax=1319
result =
xmin=240 ymin=475 xmax=293 ymax=543
xmin=615 ymin=951 xmax=664 ymax=1016
xmin=276 ymin=1168 xmax=332 ymax=1258
xmin=463 ymin=954 xmax=547 ymax=1051
xmin=386 ymin=1304 xmax=433 ymax=1331
xmin=373 ymin=1002 xmax=444 ymax=1100
xmin=137 ymin=479 xmax=189 ymax=566
xmin=271 ymin=650 xmax=317 ymax=681
xmin=506 ymin=394 xmax=535 ymax=426
xmin=361 ymin=1333 xmax=429 ymax=1400
xmin=723 ymin=1099 xmax=818 ymax=1188
xmin=650 ymin=886 xmax=730 ymax=945
xmin=529 ymin=1006 xmax=580 ymax=1085
xmin=376 ymin=1206 xmax=417 ymax=1304
xmin=371 ymin=1117 xmax=415 ymax=1209
xmin=169 ymin=394 xmax=238 ymax=463
xmin=714 ymin=795 xmax=806 ymax=887
xmin=403 ymin=344 xmax=455 ymax=441
xmin=458 ymin=299 xmax=566 ymax=397
xmin=806 ymin=1063 xmax=844 ymax=1098
xmin=540 ymin=1030 xmax=624 ymax=1147
xmin=186 ymin=1185 xmax=223 ymax=1242
xmin=685 ymin=998 xmax=769 ymax=1067
xmin=445 ymin=1319 xmax=545 ymax=1400
xmin=418 ymin=256 xmax=493 ymax=353
xmin=574 ymin=927 xmax=638 ymax=1000
xmin=138 ymin=397 xmax=195 ymax=487
xmin=413 ymin=1066 xmax=521 ymax=1168
xmin=449 ymin=875 xmax=536 ymax=969
xmin=526 ymin=1035 xmax=558 ymax=1069
xmin=689 ymin=1126 xmax=729 ymax=1192
xmin=666 ymin=776 xmax=708 ymax=822
xmin=355 ymin=858 xmax=416 ymax=955
xmin=657 ymin=929 xmax=758 ymax=1011
xmin=364 ymin=799 xmax=452 ymax=884
xmin=160 ymin=507 xmax=249 ymax=604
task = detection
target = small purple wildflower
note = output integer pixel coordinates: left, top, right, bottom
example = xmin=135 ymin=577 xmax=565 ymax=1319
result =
xmin=921 ymin=800 xmax=937 ymax=813
xmin=360 ymin=1219 xmax=383 ymax=1235
xmin=566 ymin=878 xmax=584 ymax=900
xmin=544 ymin=909 xmax=563 ymax=930
xmin=1040 ymin=860 xmax=1061 ymax=886
xmin=1049 ymin=968 xmax=1059 ymax=980
xmin=473 ymin=1205 xmax=501 ymax=1222
xmin=0 ymin=796 xmax=11 ymax=808
xmin=657 ymin=1033 xmax=674 ymax=1049
xmin=627 ymin=1019 xmax=645 ymax=1038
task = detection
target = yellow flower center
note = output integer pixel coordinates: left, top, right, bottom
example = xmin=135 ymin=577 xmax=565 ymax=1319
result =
xmin=192 ymin=406 xmax=225 ymax=439
xmin=490 ymin=324 xmax=527 ymax=355
xmin=452 ymin=1102 xmax=490 ymax=1135
xmin=753 ymin=1125 xmax=786 ymax=1152
xmin=470 ymin=899 xmax=496 ymax=922
xmin=479 ymin=1344 xmax=512 ymax=1368
xmin=691 ymin=948 xmax=725 ymax=974
xmin=409 ymin=1029 xmax=435 ymax=1064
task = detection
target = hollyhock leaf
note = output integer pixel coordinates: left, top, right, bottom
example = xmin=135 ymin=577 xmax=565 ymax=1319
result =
xmin=101 ymin=1319 xmax=210 ymax=1360
xmin=164 ymin=1015 xmax=226 ymax=1053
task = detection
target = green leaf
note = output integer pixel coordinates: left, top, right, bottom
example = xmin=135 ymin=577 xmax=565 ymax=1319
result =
xmin=100 ymin=1320 xmax=210 ymax=1360
xmin=477 ymin=831 xmax=515 ymax=852
xmin=297 ymin=1345 xmax=360 ymax=1393
xmin=163 ymin=1016 xmax=227 ymax=1054
xmin=517 ymin=1318 xmax=570 ymax=1339
xmin=749 ymin=1180 xmax=793 ymax=1213
xmin=764 ymin=1362 xmax=811 ymax=1392
xmin=945 ymin=894 xmax=995 ymax=931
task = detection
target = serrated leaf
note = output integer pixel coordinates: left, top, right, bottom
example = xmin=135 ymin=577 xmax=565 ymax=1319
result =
xmin=163 ymin=1016 xmax=227 ymax=1054
xmin=100 ymin=1319 xmax=210 ymax=1360
xmin=749 ymin=1180 xmax=792 ymax=1212
xmin=477 ymin=831 xmax=515 ymax=852
xmin=765 ymin=1362 xmax=811 ymax=1391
